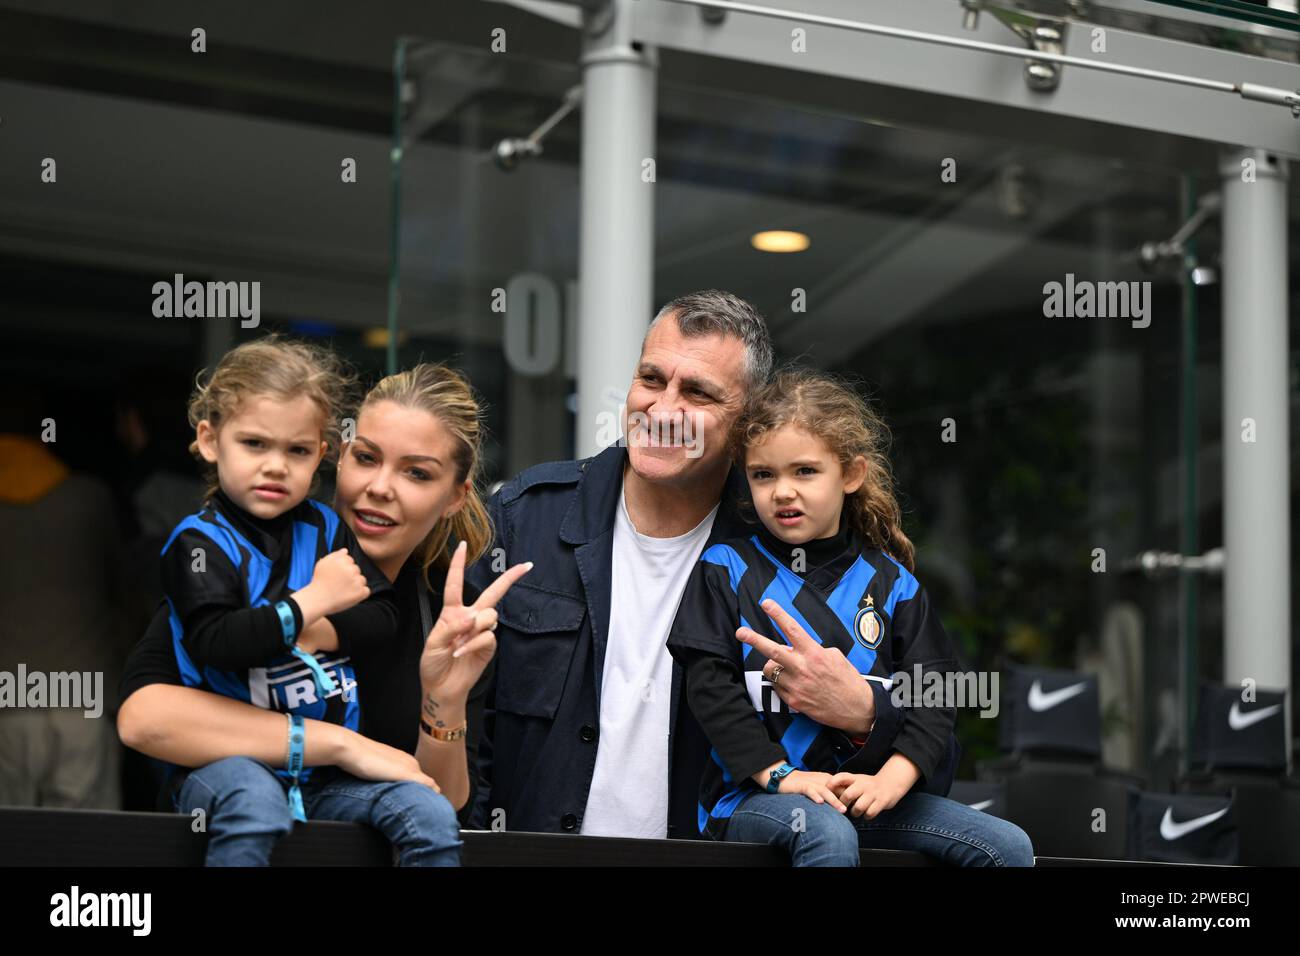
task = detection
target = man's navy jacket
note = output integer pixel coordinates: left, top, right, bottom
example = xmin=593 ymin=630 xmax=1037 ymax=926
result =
xmin=463 ymin=444 xmax=960 ymax=838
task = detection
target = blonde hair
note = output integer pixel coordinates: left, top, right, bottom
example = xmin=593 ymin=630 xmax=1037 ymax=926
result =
xmin=735 ymin=366 xmax=916 ymax=572
xmin=358 ymin=363 xmax=493 ymax=588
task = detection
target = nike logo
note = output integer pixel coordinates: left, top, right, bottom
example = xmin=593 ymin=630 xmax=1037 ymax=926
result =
xmin=1027 ymin=680 xmax=1088 ymax=712
xmin=1227 ymin=701 xmax=1280 ymax=731
xmin=968 ymin=799 xmax=994 ymax=812
xmin=1159 ymin=806 xmax=1229 ymax=841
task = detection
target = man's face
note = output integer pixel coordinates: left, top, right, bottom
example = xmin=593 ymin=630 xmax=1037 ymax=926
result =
xmin=624 ymin=315 xmax=748 ymax=488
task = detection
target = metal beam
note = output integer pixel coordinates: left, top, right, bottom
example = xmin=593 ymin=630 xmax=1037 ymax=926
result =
xmin=605 ymin=0 xmax=1300 ymax=158
xmin=491 ymin=2 xmax=1265 ymax=175
xmin=655 ymin=0 xmax=1298 ymax=105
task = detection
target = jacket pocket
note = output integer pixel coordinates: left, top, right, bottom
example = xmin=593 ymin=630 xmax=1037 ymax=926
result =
xmin=493 ymin=583 xmax=586 ymax=719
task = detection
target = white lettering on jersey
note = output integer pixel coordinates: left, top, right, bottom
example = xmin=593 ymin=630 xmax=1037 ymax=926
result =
xmin=745 ymin=671 xmax=797 ymax=715
xmin=265 ymin=656 xmax=353 ymax=711
xmin=284 ymin=678 xmax=318 ymax=709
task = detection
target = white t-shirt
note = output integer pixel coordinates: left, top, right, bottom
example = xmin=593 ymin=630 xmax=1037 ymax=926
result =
xmin=579 ymin=477 xmax=720 ymax=838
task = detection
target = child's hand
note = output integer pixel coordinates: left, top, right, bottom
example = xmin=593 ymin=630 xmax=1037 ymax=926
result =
xmin=827 ymin=772 xmax=903 ymax=820
xmin=777 ymin=769 xmax=848 ymax=813
xmin=306 ymin=549 xmax=371 ymax=616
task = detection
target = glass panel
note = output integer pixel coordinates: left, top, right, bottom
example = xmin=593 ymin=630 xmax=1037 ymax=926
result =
xmin=390 ymin=40 xmax=581 ymax=486
xmin=648 ymin=78 xmax=1200 ymax=781
xmin=389 ymin=30 xmax=1293 ymax=787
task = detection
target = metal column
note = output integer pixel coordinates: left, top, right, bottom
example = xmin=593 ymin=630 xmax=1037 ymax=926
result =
xmin=1219 ymin=147 xmax=1291 ymax=760
xmin=575 ymin=0 xmax=658 ymax=459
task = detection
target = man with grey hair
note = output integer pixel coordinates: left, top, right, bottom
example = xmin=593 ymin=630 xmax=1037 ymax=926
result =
xmin=465 ymin=290 xmax=958 ymax=841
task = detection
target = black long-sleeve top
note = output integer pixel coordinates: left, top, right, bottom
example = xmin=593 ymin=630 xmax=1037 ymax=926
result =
xmin=666 ymin=518 xmax=960 ymax=839
xmin=159 ymin=489 xmax=397 ymax=705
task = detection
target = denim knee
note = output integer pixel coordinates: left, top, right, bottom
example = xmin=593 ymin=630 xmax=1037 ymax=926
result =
xmin=184 ymin=756 xmax=288 ymax=817
xmin=179 ymin=757 xmax=295 ymax=865
xmin=793 ymin=800 xmax=860 ymax=867
xmin=389 ymin=783 xmax=461 ymax=847
xmin=985 ymin=816 xmax=1036 ymax=867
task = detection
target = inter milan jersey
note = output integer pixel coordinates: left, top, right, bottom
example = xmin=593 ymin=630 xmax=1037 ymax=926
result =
xmin=666 ymin=518 xmax=959 ymax=839
xmin=160 ymin=489 xmax=398 ymax=781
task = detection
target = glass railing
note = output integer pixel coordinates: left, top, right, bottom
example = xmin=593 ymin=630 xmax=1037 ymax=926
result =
xmin=388 ymin=39 xmax=581 ymax=483
xmin=388 ymin=32 xmax=1228 ymax=781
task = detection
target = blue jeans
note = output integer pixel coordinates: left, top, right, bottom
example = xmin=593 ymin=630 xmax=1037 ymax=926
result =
xmin=175 ymin=756 xmax=463 ymax=867
xmin=725 ymin=790 xmax=1035 ymax=867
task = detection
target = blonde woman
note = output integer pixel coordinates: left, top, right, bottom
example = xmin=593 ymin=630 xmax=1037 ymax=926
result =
xmin=118 ymin=359 xmax=530 ymax=865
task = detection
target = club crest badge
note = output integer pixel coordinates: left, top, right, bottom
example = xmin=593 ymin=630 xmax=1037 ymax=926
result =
xmin=854 ymin=594 xmax=884 ymax=650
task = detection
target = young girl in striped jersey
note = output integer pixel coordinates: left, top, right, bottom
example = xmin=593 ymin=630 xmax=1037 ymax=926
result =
xmin=159 ymin=336 xmax=461 ymax=865
xmin=667 ymin=367 xmax=1033 ymax=866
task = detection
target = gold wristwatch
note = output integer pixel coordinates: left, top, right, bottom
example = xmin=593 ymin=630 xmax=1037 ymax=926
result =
xmin=420 ymin=717 xmax=467 ymax=742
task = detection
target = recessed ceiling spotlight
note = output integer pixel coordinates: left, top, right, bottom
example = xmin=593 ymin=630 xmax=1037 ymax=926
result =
xmin=751 ymin=230 xmax=810 ymax=253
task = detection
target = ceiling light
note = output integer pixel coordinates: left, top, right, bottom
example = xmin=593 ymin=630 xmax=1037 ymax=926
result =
xmin=751 ymin=230 xmax=810 ymax=253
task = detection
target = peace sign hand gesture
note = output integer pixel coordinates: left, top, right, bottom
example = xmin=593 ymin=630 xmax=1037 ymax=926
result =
xmin=736 ymin=598 xmax=876 ymax=736
xmin=418 ymin=540 xmax=532 ymax=702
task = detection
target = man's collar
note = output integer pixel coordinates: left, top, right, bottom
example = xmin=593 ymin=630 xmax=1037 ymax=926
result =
xmin=560 ymin=445 xmax=626 ymax=545
xmin=560 ymin=444 xmax=750 ymax=546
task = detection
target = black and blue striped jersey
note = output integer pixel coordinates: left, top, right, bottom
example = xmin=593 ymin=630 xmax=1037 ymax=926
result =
xmin=667 ymin=519 xmax=959 ymax=839
xmin=160 ymin=489 xmax=397 ymax=783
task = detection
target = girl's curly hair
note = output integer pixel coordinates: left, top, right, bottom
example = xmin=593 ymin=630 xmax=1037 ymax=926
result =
xmin=734 ymin=365 xmax=915 ymax=572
